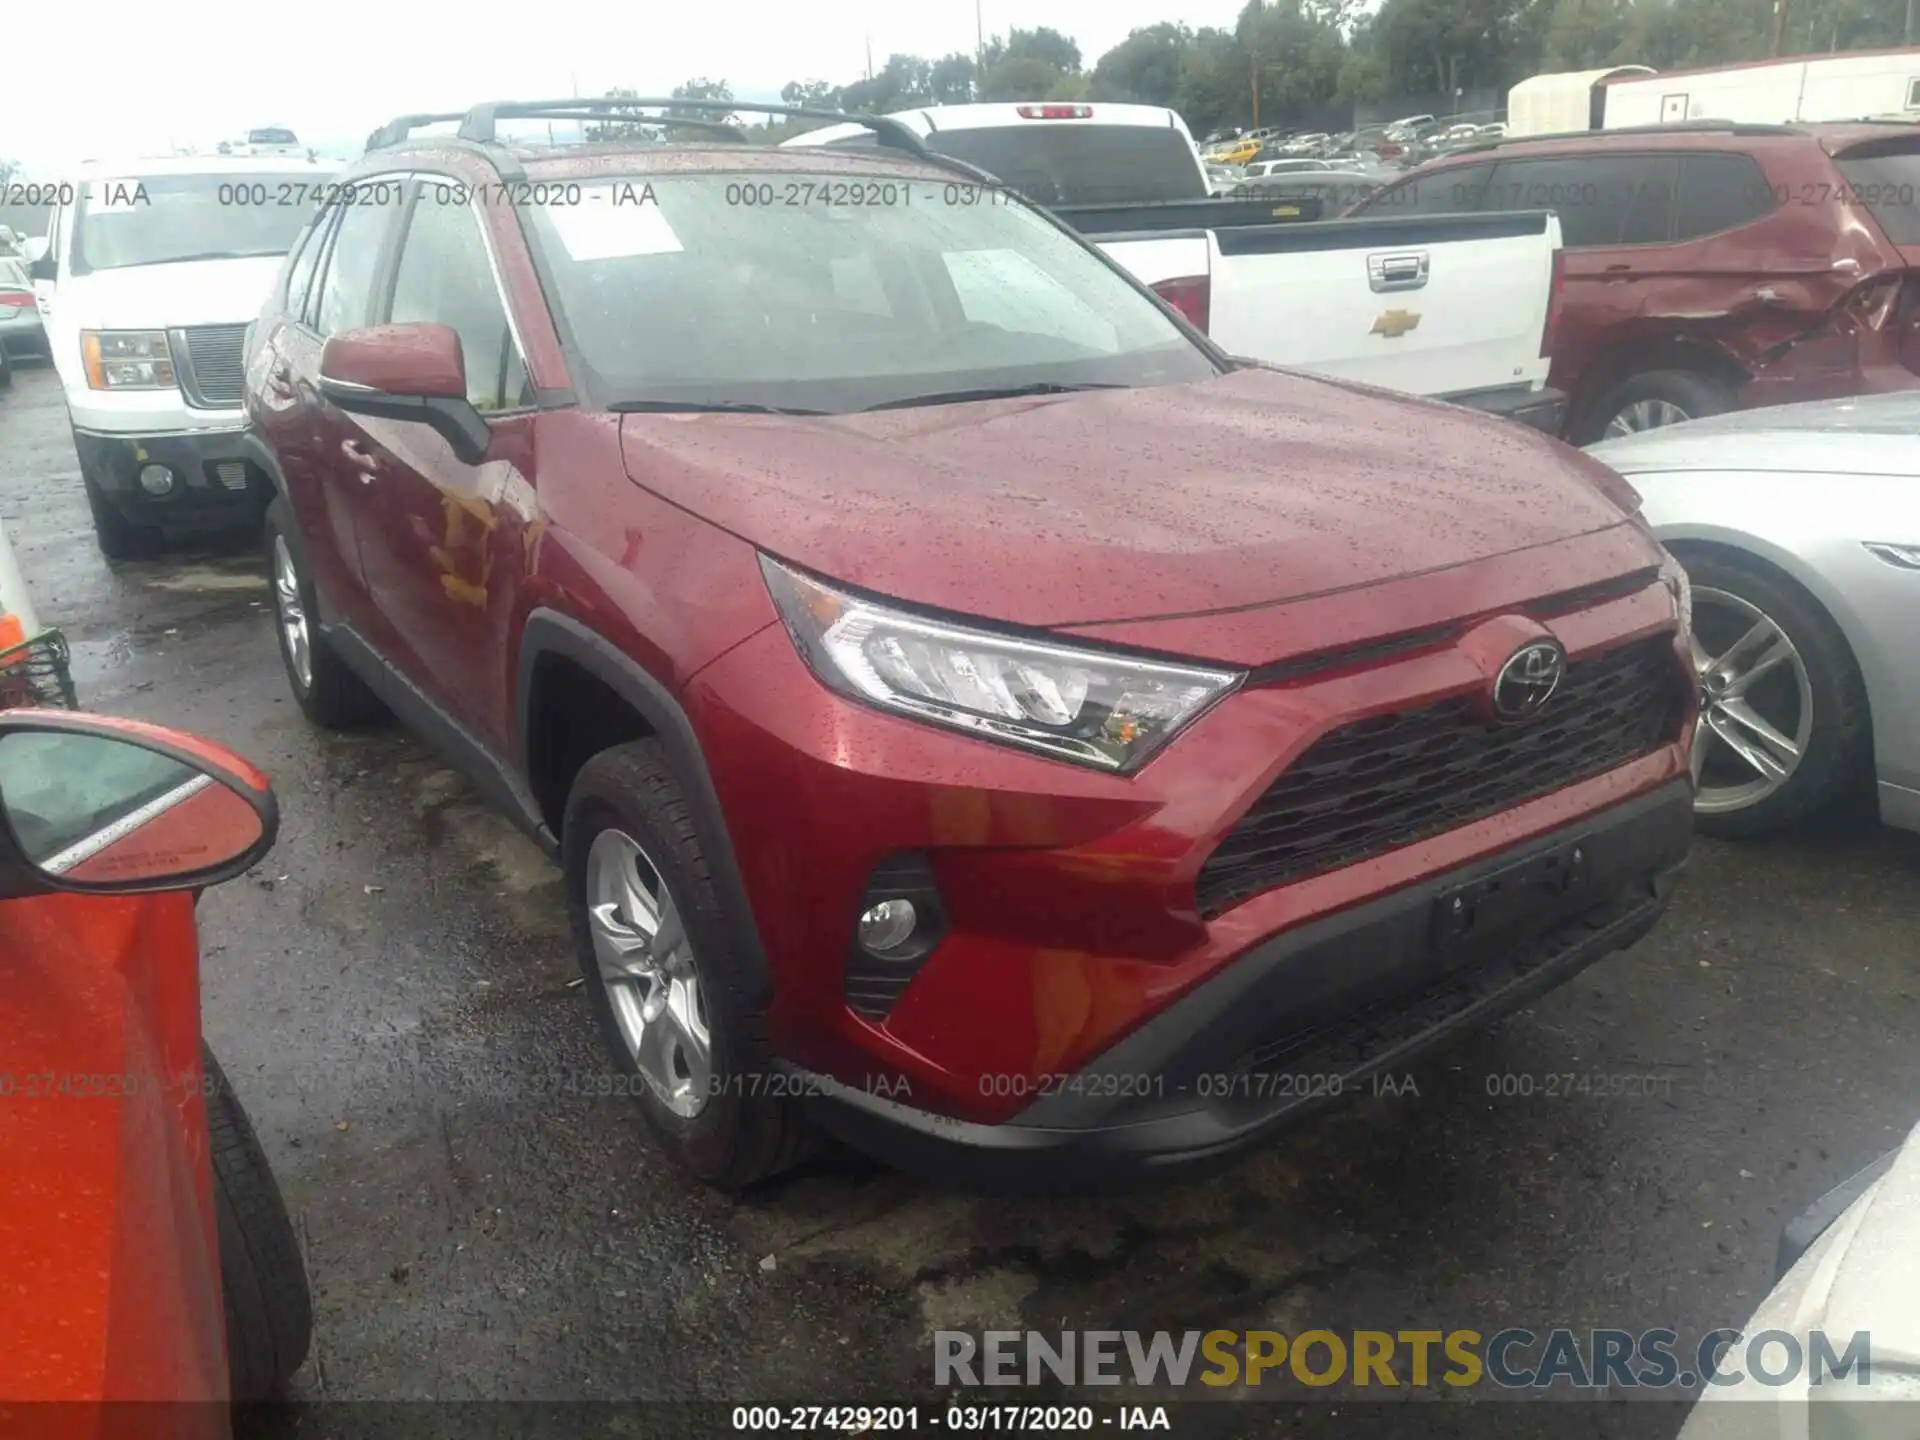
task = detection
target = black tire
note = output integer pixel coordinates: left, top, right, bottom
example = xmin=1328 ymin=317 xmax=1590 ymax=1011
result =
xmin=204 ymin=1047 xmax=312 ymax=1402
xmin=1579 ymin=369 xmax=1736 ymax=445
xmin=265 ymin=495 xmax=384 ymax=729
xmin=0 ymin=347 xmax=12 ymax=388
xmin=563 ymin=739 xmax=812 ymax=1190
xmin=1675 ymin=546 xmax=1871 ymax=839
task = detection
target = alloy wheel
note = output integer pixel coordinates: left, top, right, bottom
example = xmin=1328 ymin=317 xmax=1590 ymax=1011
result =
xmin=272 ymin=534 xmax=312 ymax=691
xmin=1603 ymin=398 xmax=1692 ymax=438
xmin=586 ymin=827 xmax=711 ymax=1118
xmin=1689 ymin=586 xmax=1814 ymax=815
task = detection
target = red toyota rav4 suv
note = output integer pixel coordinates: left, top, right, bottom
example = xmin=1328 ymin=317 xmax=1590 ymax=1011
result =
xmin=242 ymin=99 xmax=1698 ymax=1191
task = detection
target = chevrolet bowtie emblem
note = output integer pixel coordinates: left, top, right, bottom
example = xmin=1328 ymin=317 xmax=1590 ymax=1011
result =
xmin=1371 ymin=309 xmax=1422 ymax=339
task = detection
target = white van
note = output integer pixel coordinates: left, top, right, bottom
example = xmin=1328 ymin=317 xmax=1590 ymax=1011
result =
xmin=27 ymin=153 xmax=337 ymax=557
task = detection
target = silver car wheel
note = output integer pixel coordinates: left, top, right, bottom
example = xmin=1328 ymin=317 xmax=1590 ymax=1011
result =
xmin=1603 ymin=398 xmax=1692 ymax=438
xmin=272 ymin=534 xmax=312 ymax=692
xmin=586 ymin=827 xmax=711 ymax=1119
xmin=1689 ymin=586 xmax=1814 ymax=815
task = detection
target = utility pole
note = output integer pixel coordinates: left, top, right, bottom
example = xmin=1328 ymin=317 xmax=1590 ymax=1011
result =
xmin=1907 ymin=0 xmax=1916 ymax=46
xmin=866 ymin=34 xmax=874 ymax=81
xmin=1251 ymin=51 xmax=1261 ymax=129
xmin=1769 ymin=0 xmax=1789 ymax=56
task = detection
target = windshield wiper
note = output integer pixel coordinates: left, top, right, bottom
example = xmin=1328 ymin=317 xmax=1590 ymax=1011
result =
xmin=607 ymin=400 xmax=830 ymax=416
xmin=862 ymin=382 xmax=1128 ymax=412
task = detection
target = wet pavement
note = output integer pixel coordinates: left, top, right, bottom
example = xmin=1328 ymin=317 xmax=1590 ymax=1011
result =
xmin=2 ymin=359 xmax=1918 ymax=1432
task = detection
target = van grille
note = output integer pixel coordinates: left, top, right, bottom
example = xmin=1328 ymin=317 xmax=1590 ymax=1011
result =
xmin=177 ymin=324 xmax=249 ymax=408
xmin=1193 ymin=636 xmax=1688 ymax=919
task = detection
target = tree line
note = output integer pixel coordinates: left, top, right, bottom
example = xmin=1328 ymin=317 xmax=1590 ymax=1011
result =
xmin=600 ymin=0 xmax=1914 ymax=140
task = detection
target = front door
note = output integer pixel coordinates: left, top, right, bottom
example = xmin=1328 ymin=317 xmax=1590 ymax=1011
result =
xmin=347 ymin=182 xmax=537 ymax=755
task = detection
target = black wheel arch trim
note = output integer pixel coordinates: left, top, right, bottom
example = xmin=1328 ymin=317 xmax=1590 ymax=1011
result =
xmin=239 ymin=429 xmax=291 ymax=500
xmin=516 ymin=608 xmax=773 ymax=1004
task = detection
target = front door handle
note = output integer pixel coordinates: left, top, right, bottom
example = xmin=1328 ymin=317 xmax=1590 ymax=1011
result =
xmin=340 ymin=438 xmax=379 ymax=483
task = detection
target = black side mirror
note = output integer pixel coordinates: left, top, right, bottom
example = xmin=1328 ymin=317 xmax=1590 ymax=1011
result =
xmin=27 ymin=254 xmax=56 ymax=283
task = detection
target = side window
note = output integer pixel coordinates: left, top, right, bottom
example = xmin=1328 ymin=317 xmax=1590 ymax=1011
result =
xmin=386 ymin=186 xmax=530 ymax=412
xmin=282 ymin=207 xmax=333 ymax=324
xmin=1675 ymin=153 xmax=1776 ymax=240
xmin=1617 ymin=156 xmax=1678 ymax=244
xmin=1484 ymin=155 xmax=1674 ymax=248
xmin=1361 ymin=163 xmax=1494 ymax=216
xmin=312 ymin=195 xmax=396 ymax=337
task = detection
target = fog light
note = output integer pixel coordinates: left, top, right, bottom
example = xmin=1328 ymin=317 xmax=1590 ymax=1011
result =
xmin=858 ymin=899 xmax=918 ymax=954
xmin=137 ymin=463 xmax=175 ymax=496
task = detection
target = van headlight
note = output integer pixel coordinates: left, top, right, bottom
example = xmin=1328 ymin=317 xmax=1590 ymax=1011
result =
xmin=760 ymin=556 xmax=1242 ymax=773
xmin=81 ymin=330 xmax=176 ymax=390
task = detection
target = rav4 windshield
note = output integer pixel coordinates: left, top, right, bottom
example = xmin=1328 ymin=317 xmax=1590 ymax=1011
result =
xmin=73 ymin=173 xmax=321 ymax=271
xmin=519 ymin=172 xmax=1217 ymax=413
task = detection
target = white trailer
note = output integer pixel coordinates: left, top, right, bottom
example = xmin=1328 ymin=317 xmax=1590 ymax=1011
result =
xmin=1505 ymin=66 xmax=1655 ymax=137
xmin=1602 ymin=48 xmax=1920 ymax=127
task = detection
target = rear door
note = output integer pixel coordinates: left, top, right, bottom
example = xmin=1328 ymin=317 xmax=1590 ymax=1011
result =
xmin=251 ymin=203 xmax=341 ymax=588
xmin=292 ymin=181 xmax=409 ymax=635
xmin=1473 ymin=152 xmax=1679 ymax=392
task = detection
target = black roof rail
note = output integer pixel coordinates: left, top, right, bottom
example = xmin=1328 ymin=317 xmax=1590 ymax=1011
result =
xmin=365 ymin=112 xmax=468 ymax=152
xmin=1440 ymin=119 xmax=1801 ymax=156
xmin=454 ymin=97 xmax=936 ymax=160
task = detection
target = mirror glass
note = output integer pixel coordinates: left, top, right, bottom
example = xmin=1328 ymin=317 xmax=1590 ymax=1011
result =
xmin=0 ymin=730 xmax=265 ymax=886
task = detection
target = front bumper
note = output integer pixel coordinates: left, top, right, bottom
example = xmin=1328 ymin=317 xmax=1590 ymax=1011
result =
xmin=793 ymin=779 xmax=1692 ymax=1189
xmin=1443 ymin=383 xmax=1569 ymax=435
xmin=73 ymin=427 xmax=273 ymax=530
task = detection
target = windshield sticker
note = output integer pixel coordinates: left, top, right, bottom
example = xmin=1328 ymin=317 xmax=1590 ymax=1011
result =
xmin=87 ymin=180 xmax=151 ymax=212
xmin=544 ymin=188 xmax=683 ymax=261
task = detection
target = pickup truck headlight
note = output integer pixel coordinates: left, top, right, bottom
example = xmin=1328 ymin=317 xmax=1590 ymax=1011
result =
xmin=81 ymin=330 xmax=176 ymax=391
xmin=760 ymin=556 xmax=1242 ymax=773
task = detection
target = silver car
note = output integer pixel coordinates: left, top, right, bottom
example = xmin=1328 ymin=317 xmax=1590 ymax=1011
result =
xmin=1588 ymin=395 xmax=1919 ymax=838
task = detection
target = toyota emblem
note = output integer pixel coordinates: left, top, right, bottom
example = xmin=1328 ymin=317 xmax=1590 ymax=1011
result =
xmin=1491 ymin=641 xmax=1565 ymax=721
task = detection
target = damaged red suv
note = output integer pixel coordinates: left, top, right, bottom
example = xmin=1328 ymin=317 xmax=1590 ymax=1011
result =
xmin=1354 ymin=121 xmax=1920 ymax=442
xmin=243 ymin=99 xmax=1698 ymax=1190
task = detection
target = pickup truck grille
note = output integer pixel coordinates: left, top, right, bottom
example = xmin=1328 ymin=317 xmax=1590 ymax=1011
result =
xmin=177 ymin=324 xmax=249 ymax=408
xmin=1194 ymin=636 xmax=1687 ymax=919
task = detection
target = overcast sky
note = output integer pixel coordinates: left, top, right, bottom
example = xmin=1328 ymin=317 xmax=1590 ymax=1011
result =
xmin=4 ymin=0 xmax=1253 ymax=170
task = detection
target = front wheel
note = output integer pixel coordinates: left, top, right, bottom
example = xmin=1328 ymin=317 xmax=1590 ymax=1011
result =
xmin=205 ymin=1048 xmax=312 ymax=1402
xmin=563 ymin=739 xmax=812 ymax=1190
xmin=1679 ymin=548 xmax=1870 ymax=838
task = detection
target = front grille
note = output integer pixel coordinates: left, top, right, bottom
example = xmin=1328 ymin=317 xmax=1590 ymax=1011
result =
xmin=1194 ymin=636 xmax=1687 ymax=919
xmin=177 ymin=323 xmax=248 ymax=408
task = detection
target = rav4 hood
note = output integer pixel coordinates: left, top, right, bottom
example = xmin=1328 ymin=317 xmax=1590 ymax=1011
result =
xmin=55 ymin=256 xmax=284 ymax=331
xmin=620 ymin=368 xmax=1632 ymax=628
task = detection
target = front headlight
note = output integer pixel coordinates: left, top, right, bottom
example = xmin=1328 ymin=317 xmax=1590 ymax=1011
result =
xmin=81 ymin=329 xmax=175 ymax=391
xmin=760 ymin=556 xmax=1243 ymax=773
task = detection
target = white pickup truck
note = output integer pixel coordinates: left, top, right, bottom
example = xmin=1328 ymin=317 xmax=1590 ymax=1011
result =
xmin=787 ymin=102 xmax=1567 ymax=431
